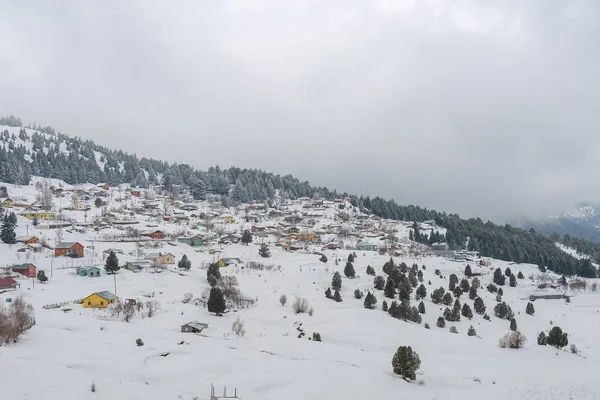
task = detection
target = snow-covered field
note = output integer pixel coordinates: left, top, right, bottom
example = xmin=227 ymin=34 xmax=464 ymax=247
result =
xmin=1 ymin=182 xmax=599 ymax=400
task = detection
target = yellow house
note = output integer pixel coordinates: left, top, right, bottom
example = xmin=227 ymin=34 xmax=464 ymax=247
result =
xmin=82 ymin=291 xmax=118 ymax=308
xmin=22 ymin=212 xmax=56 ymax=220
xmin=220 ymin=215 xmax=235 ymax=224
xmin=298 ymin=233 xmax=316 ymax=242
xmin=2 ymin=198 xmax=14 ymax=208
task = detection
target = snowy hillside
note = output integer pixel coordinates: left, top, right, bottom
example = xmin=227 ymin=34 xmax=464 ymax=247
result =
xmin=1 ymin=179 xmax=599 ymax=399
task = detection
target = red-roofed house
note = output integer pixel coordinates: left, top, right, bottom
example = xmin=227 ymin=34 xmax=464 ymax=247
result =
xmin=12 ymin=263 xmax=37 ymax=278
xmin=0 ymin=277 xmax=20 ymax=290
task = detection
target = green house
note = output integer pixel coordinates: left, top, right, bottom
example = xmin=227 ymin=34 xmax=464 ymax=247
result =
xmin=177 ymin=236 xmax=203 ymax=247
xmin=77 ymin=266 xmax=101 ymax=277
xmin=355 ymin=242 xmax=378 ymax=251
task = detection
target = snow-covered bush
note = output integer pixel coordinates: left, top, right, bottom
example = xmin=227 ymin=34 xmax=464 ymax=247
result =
xmin=292 ymin=297 xmax=310 ymax=314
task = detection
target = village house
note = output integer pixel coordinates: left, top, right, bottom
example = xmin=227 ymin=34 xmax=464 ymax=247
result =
xmin=145 ymin=252 xmax=176 ymax=265
xmin=72 ymin=201 xmax=89 ymax=211
xmin=218 ymin=257 xmax=243 ymax=267
xmin=1 ymin=197 xmax=14 ymax=208
xmin=0 ymin=277 xmax=19 ymax=290
xmin=22 ymin=211 xmax=56 ymax=220
xmin=55 ymin=242 xmax=85 ymax=258
xmin=82 ymin=291 xmax=118 ymax=308
xmin=141 ymin=230 xmax=165 ymax=240
xmin=11 ymin=263 xmax=37 ymax=278
xmin=432 ymin=242 xmax=450 ymax=252
xmin=192 ymin=298 xmax=207 ymax=307
xmin=181 ymin=321 xmax=209 ymax=333
xmin=77 ymin=266 xmax=101 ymax=277
xmin=130 ymin=189 xmax=141 ymax=197
xmin=124 ymin=261 xmax=151 ymax=272
xmin=355 ymin=242 xmax=378 ymax=252
xmin=16 ymin=236 xmax=39 ymax=245
xmin=177 ymin=235 xmax=203 ymax=247
xmin=97 ymin=183 xmax=110 ymax=191
xmin=219 ymin=234 xmax=241 ymax=244
xmin=219 ymin=214 xmax=235 ymax=224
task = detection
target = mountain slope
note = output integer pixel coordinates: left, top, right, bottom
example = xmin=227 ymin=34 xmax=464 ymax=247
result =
xmin=523 ymin=203 xmax=600 ymax=244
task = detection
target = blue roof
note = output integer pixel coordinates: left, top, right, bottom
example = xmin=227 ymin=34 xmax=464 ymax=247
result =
xmin=12 ymin=263 xmax=35 ymax=269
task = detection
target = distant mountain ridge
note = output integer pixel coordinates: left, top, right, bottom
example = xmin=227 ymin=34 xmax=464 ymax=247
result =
xmin=522 ymin=203 xmax=600 ymax=243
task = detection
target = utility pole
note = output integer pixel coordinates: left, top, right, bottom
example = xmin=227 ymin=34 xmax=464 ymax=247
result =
xmin=51 ymin=260 xmax=54 ymax=278
xmin=114 ymin=274 xmax=117 ymax=295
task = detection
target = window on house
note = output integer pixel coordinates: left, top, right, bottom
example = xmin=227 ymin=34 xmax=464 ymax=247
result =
xmin=100 ymin=301 xmax=104 ymax=305
xmin=88 ymin=301 xmax=91 ymax=305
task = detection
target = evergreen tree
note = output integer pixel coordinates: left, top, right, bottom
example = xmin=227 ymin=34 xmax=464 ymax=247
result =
xmin=398 ymin=287 xmax=410 ymax=302
xmin=416 ymin=284 xmax=427 ymax=300
xmin=430 ymin=287 xmax=445 ymax=304
xmin=344 ymin=262 xmax=356 ymax=278
xmin=207 ymin=287 xmax=226 ymax=315
xmin=494 ymin=302 xmax=513 ymax=320
xmin=320 ymin=254 xmax=328 ymax=263
xmin=461 ymin=303 xmax=473 ymax=319
xmin=382 ymin=257 xmax=395 ymax=275
xmin=382 ymin=300 xmax=388 ymax=312
xmin=241 ymin=230 xmax=252 ymax=245
xmin=37 ymin=269 xmax=48 ymax=283
xmin=487 ymin=283 xmax=498 ymax=293
xmin=104 ymin=251 xmax=120 ymax=274
xmin=453 ymin=286 xmax=463 ymax=298
xmin=537 ymin=331 xmax=547 ymax=346
xmin=408 ymin=272 xmax=418 ymax=288
xmin=391 ymin=346 xmax=421 ymax=380
xmin=546 ymin=327 xmax=568 ymax=348
xmin=517 ymin=271 xmax=524 ymax=279
xmin=333 ymin=289 xmax=343 ymax=302
xmin=464 ymin=264 xmax=472 ymax=277
xmin=364 ymin=291 xmax=377 ymax=309
xmin=452 ymin=299 xmax=461 ymax=321
xmin=442 ymin=292 xmax=453 ymax=306
xmin=468 ymin=285 xmax=478 ymax=300
xmin=0 ymin=212 xmax=17 ymax=244
xmin=354 ymin=289 xmax=364 ymax=299
xmin=460 ymin=278 xmax=470 ymax=292
xmin=525 ymin=302 xmax=535 ymax=315
xmin=347 ymin=253 xmax=355 ymax=263
xmin=467 ymin=325 xmax=477 ymax=337
xmin=509 ymin=274 xmax=517 ymax=287
xmin=177 ymin=254 xmax=191 ymax=270
xmin=258 ymin=243 xmax=271 ymax=258
xmin=471 ymin=277 xmax=481 ymax=289
xmin=396 ymin=300 xmax=411 ymax=321
xmin=510 ymin=318 xmax=517 ymax=331
xmin=332 ymin=272 xmax=342 ymax=291
xmin=94 ymin=197 xmax=103 ymax=207
xmin=436 ymin=316 xmax=446 ymax=328
xmin=384 ymin=277 xmax=396 ymax=298
xmin=505 ymin=267 xmax=512 ymax=277
xmin=493 ymin=268 xmax=506 ymax=285
xmin=207 ymin=262 xmax=221 ymax=286
xmin=449 ymin=273 xmax=459 ymax=286
xmin=418 ymin=301 xmax=425 ymax=314
xmin=496 ymin=292 xmax=503 ymax=302
xmin=366 ymin=265 xmax=375 ymax=276
xmin=474 ymin=297 xmax=486 ymax=314
xmin=409 ymin=306 xmax=422 ymax=323
xmin=374 ymin=275 xmax=385 ymax=290
xmin=325 ymin=287 xmax=332 ymax=299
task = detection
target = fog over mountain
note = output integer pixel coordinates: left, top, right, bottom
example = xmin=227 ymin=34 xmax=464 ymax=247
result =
xmin=1 ymin=1 xmax=599 ymax=221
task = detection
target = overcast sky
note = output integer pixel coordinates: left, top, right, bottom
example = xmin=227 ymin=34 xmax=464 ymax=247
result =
xmin=0 ymin=1 xmax=598 ymax=222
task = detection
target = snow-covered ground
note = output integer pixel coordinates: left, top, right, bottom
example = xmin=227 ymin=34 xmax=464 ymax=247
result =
xmin=1 ymin=181 xmax=599 ymax=399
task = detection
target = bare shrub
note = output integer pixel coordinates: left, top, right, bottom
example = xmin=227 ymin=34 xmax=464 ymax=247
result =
xmin=279 ymin=294 xmax=288 ymax=307
xmin=449 ymin=326 xmax=458 ymax=334
xmin=292 ymin=297 xmax=310 ymax=314
xmin=308 ymin=306 xmax=314 ymax=316
xmin=0 ymin=297 xmax=35 ymax=344
xmin=569 ymin=279 xmax=587 ymax=292
xmin=231 ymin=317 xmax=245 ymax=337
xmin=592 ymin=282 xmax=598 ymax=292
xmin=90 ymin=381 xmax=97 ymax=393
xmin=182 ymin=293 xmax=193 ymax=304
xmin=146 ymin=300 xmax=159 ymax=318
xmin=570 ymin=344 xmax=579 ymax=354
xmin=217 ymin=276 xmax=240 ymax=300
xmin=123 ymin=302 xmax=135 ymax=322
xmin=499 ymin=331 xmax=527 ymax=349
xmin=109 ymin=300 xmax=123 ymax=318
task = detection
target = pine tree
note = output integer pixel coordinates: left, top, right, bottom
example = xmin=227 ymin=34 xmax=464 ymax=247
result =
xmin=374 ymin=275 xmax=385 ymax=290
xmin=347 ymin=253 xmax=355 ymax=263
xmin=241 ymin=230 xmax=252 ymax=245
xmin=449 ymin=273 xmax=459 ymax=286
xmin=546 ymin=327 xmax=568 ymax=348
xmin=354 ymin=289 xmax=364 ymax=299
xmin=0 ymin=213 xmax=16 ymax=244
xmin=493 ymin=268 xmax=506 ymax=286
xmin=391 ymin=346 xmax=421 ymax=380
xmin=206 ymin=263 xmax=221 ymax=286
xmin=364 ymin=292 xmax=377 ymax=309
xmin=517 ymin=271 xmax=524 ymax=279
xmin=510 ymin=318 xmax=517 ymax=331
xmin=442 ymin=292 xmax=453 ymax=306
xmin=453 ymin=286 xmax=463 ymax=298
xmin=384 ymin=277 xmax=396 ymax=298
xmin=416 ymin=284 xmax=427 ymax=300
xmin=471 ymin=277 xmax=480 ymax=289
xmin=430 ymin=287 xmax=445 ymax=304
xmin=452 ymin=299 xmax=461 ymax=321
xmin=332 ymin=272 xmax=342 ymax=291
xmin=418 ymin=301 xmax=425 ymax=314
xmin=37 ymin=269 xmax=48 ymax=283
xmin=344 ymin=262 xmax=355 ymax=278
xmin=467 ymin=325 xmax=477 ymax=337
xmin=465 ymin=264 xmax=472 ymax=277
xmin=525 ymin=302 xmax=535 ymax=315
xmin=104 ymin=251 xmax=120 ymax=274
xmin=325 ymin=287 xmax=332 ymax=299
xmin=460 ymin=278 xmax=470 ymax=292
xmin=258 ymin=243 xmax=271 ymax=258
xmin=382 ymin=300 xmax=388 ymax=312
xmin=474 ymin=297 xmax=486 ymax=314
xmin=366 ymin=265 xmax=375 ymax=276
xmin=207 ymin=287 xmax=226 ymax=315
xmin=461 ymin=303 xmax=473 ymax=319
xmin=436 ymin=316 xmax=446 ymax=328
xmin=509 ymin=274 xmax=517 ymax=287
xmin=494 ymin=302 xmax=513 ymax=320
xmin=320 ymin=255 xmax=328 ymax=263
xmin=398 ymin=287 xmax=410 ymax=302
xmin=537 ymin=331 xmax=547 ymax=346
xmin=468 ymin=285 xmax=477 ymax=300
xmin=178 ymin=254 xmax=191 ymax=270
xmin=382 ymin=257 xmax=395 ymax=275
xmin=333 ymin=289 xmax=342 ymax=302
xmin=505 ymin=267 xmax=512 ymax=277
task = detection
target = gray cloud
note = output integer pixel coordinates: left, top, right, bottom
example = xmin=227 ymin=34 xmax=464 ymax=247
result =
xmin=0 ymin=0 xmax=598 ymax=222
